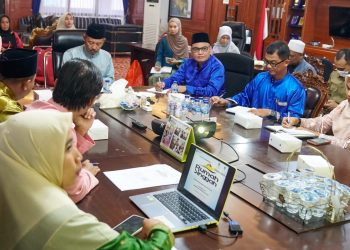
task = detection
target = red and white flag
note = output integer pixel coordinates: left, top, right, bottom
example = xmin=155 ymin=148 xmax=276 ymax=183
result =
xmin=255 ymin=0 xmax=268 ymax=60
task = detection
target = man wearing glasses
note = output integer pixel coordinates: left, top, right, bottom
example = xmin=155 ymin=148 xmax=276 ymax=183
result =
xmin=155 ymin=32 xmax=225 ymax=97
xmin=211 ymin=41 xmax=305 ymax=120
xmin=324 ymin=48 xmax=350 ymax=112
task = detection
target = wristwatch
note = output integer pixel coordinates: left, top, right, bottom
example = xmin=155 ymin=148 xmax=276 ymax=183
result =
xmin=270 ymin=110 xmax=276 ymax=118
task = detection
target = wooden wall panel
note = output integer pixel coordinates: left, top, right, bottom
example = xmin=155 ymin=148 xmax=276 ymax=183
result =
xmin=5 ymin=0 xmax=32 ymax=30
xmin=304 ymin=0 xmax=350 ymax=50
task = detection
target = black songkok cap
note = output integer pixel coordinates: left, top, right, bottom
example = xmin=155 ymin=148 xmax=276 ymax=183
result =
xmin=191 ymin=32 xmax=210 ymax=45
xmin=0 ymin=49 xmax=38 ymax=78
xmin=86 ymin=23 xmax=106 ymax=39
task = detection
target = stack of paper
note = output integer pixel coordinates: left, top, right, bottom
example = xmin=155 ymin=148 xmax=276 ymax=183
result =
xmin=150 ymin=66 xmax=172 ymax=74
xmin=265 ymin=125 xmax=317 ymax=138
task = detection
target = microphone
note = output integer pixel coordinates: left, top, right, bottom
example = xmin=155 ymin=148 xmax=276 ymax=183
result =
xmin=330 ymin=36 xmax=335 ymax=48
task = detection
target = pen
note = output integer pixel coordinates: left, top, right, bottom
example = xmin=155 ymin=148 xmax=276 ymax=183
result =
xmin=91 ymin=162 xmax=100 ymax=166
xmin=287 ymin=112 xmax=290 ymax=124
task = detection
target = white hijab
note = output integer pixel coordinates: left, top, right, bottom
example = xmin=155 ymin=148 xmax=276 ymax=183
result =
xmin=213 ymin=26 xmax=240 ymax=54
xmin=56 ymin=12 xmax=76 ymax=30
xmin=0 ymin=110 xmax=117 ymax=249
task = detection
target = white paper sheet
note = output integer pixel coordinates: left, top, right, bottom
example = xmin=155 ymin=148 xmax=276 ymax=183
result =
xmin=150 ymin=66 xmax=172 ymax=74
xmin=104 ymin=164 xmax=181 ymax=191
xmin=265 ymin=125 xmax=317 ymax=137
xmin=146 ymin=87 xmax=169 ymax=94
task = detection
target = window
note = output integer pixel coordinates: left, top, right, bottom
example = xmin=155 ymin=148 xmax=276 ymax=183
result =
xmin=39 ymin=0 xmax=124 ymax=18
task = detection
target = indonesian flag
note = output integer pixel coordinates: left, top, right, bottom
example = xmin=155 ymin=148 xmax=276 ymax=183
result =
xmin=255 ymin=0 xmax=268 ymax=60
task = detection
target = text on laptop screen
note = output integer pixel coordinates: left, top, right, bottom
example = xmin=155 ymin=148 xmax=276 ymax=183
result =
xmin=183 ymin=147 xmax=229 ymax=210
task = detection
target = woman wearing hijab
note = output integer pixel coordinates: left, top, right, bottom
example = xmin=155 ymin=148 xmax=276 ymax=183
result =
xmin=0 ymin=110 xmax=174 ymax=250
xmin=0 ymin=15 xmax=23 ymax=51
xmin=149 ymin=18 xmax=189 ymax=84
xmin=56 ymin=12 xmax=76 ymax=30
xmin=212 ymin=26 xmax=240 ymax=54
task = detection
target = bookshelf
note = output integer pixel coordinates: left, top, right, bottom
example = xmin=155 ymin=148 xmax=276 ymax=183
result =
xmin=281 ymin=0 xmax=306 ymax=40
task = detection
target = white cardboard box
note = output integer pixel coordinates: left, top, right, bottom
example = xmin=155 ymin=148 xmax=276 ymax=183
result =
xmin=234 ymin=112 xmax=263 ymax=129
xmin=88 ymin=119 xmax=108 ymax=140
xmin=34 ymin=89 xmax=52 ymax=101
xmin=269 ymin=132 xmax=302 ymax=153
xmin=297 ymin=155 xmax=334 ymax=178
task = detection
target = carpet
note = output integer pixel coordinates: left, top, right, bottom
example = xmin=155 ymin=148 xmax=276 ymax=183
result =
xmin=113 ymin=56 xmax=131 ymax=80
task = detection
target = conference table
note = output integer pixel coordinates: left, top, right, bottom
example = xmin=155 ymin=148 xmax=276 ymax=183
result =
xmin=79 ymin=92 xmax=350 ymax=250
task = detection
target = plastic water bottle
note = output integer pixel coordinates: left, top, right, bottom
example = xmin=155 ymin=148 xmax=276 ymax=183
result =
xmin=201 ymin=99 xmax=210 ymax=121
xmin=171 ymin=81 xmax=178 ymax=93
xmin=181 ymin=95 xmax=190 ymax=119
xmin=193 ymin=98 xmax=201 ymax=121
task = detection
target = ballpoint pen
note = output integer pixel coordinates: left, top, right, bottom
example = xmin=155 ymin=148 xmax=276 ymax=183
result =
xmin=287 ymin=111 xmax=290 ymax=124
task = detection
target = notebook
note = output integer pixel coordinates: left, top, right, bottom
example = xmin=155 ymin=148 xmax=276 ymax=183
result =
xmin=130 ymin=144 xmax=236 ymax=233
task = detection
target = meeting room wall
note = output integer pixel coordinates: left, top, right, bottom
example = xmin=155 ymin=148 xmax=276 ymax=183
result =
xmin=129 ymin=0 xmax=263 ymax=55
xmin=4 ymin=0 xmax=32 ymax=31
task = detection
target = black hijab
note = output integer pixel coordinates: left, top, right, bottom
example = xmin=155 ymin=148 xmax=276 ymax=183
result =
xmin=0 ymin=15 xmax=18 ymax=49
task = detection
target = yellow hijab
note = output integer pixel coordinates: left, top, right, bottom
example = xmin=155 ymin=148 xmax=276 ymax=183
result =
xmin=56 ymin=12 xmax=76 ymax=30
xmin=0 ymin=110 xmax=117 ymax=249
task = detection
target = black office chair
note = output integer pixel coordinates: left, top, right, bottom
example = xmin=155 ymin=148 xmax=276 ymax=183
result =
xmin=52 ymin=29 xmax=85 ymax=78
xmin=222 ymin=21 xmax=246 ymax=52
xmin=214 ymin=53 xmax=254 ymax=98
xmin=322 ymin=58 xmax=333 ymax=82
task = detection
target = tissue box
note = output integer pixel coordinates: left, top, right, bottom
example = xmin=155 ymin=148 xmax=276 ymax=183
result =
xmin=88 ymin=119 xmax=108 ymax=140
xmin=34 ymin=89 xmax=52 ymax=101
xmin=297 ymin=155 xmax=334 ymax=178
xmin=269 ymin=133 xmax=302 ymax=153
xmin=234 ymin=112 xmax=263 ymax=129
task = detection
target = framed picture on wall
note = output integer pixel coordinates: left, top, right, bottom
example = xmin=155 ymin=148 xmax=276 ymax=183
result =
xmin=169 ymin=0 xmax=192 ymax=19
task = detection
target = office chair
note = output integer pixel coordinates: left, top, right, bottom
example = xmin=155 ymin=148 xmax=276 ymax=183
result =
xmin=214 ymin=52 xmax=254 ymax=98
xmin=222 ymin=21 xmax=246 ymax=52
xmin=293 ymin=71 xmax=328 ymax=118
xmin=52 ymin=29 xmax=85 ymax=78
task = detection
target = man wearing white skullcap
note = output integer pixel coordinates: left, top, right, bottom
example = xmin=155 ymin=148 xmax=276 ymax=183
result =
xmin=288 ymin=39 xmax=316 ymax=75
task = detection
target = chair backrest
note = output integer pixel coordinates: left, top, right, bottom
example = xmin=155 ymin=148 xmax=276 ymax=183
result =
xmin=293 ymin=71 xmax=328 ymax=118
xmin=52 ymin=29 xmax=85 ymax=78
xmin=222 ymin=21 xmax=246 ymax=52
xmin=214 ymin=52 xmax=254 ymax=98
xmin=305 ymin=55 xmax=334 ymax=82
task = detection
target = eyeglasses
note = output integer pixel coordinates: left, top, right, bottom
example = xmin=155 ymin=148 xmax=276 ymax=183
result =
xmin=191 ymin=46 xmax=210 ymax=53
xmin=264 ymin=59 xmax=286 ymax=68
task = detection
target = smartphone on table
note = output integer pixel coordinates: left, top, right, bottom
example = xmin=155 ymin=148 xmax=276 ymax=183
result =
xmin=307 ymin=137 xmax=331 ymax=146
xmin=113 ymin=215 xmax=145 ymax=236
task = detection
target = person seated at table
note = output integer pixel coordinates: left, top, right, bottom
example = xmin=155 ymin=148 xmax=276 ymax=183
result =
xmin=156 ymin=32 xmax=225 ymax=97
xmin=211 ymin=40 xmax=306 ymax=120
xmin=287 ymin=39 xmax=316 ymax=75
xmin=0 ymin=48 xmax=37 ymax=122
xmin=0 ymin=110 xmax=175 ymax=250
xmin=63 ymin=23 xmax=114 ymax=91
xmin=148 ymin=18 xmax=189 ymax=85
xmin=56 ymin=12 xmax=76 ymax=30
xmin=27 ymin=59 xmax=101 ymax=203
xmin=212 ymin=25 xmax=240 ymax=54
xmin=324 ymin=48 xmax=350 ymax=112
xmin=0 ymin=15 xmax=23 ymax=51
xmin=282 ymin=77 xmax=350 ymax=149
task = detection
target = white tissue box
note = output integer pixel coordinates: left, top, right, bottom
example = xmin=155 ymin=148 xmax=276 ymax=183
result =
xmin=88 ymin=119 xmax=108 ymax=140
xmin=269 ymin=133 xmax=302 ymax=153
xmin=297 ymin=155 xmax=334 ymax=178
xmin=234 ymin=112 xmax=263 ymax=129
xmin=34 ymin=89 xmax=52 ymax=101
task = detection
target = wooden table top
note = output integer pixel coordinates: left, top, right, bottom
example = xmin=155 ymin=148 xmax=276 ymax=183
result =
xmin=79 ymin=94 xmax=350 ymax=250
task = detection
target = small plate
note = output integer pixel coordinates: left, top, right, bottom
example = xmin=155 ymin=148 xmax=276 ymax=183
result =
xmin=120 ymin=101 xmax=138 ymax=111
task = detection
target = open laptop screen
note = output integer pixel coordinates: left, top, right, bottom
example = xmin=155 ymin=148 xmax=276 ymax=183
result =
xmin=178 ymin=144 xmax=236 ymax=220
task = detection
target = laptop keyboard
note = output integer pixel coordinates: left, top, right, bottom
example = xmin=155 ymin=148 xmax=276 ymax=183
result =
xmin=154 ymin=191 xmax=209 ymax=224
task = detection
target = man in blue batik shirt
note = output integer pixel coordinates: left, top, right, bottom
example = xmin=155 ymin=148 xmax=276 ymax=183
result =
xmin=155 ymin=32 xmax=225 ymax=97
xmin=211 ymin=41 xmax=306 ymax=120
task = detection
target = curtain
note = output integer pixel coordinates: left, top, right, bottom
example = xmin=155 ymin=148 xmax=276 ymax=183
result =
xmin=32 ymin=0 xmax=42 ymax=15
xmin=39 ymin=0 xmax=124 ymax=18
xmin=123 ymin=0 xmax=128 ymax=15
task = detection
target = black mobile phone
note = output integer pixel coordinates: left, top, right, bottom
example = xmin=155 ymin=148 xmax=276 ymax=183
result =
xmin=113 ymin=215 xmax=145 ymax=236
xmin=307 ymin=138 xmax=331 ymax=146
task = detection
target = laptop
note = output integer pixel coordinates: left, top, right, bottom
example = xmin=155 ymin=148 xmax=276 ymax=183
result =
xmin=130 ymin=144 xmax=236 ymax=233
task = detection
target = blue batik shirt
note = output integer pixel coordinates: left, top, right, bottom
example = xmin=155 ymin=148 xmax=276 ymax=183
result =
xmin=163 ymin=55 xmax=225 ymax=97
xmin=232 ymin=72 xmax=306 ymax=118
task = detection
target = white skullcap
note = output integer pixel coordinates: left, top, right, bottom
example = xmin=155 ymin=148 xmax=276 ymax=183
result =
xmin=288 ymin=39 xmax=305 ymax=54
